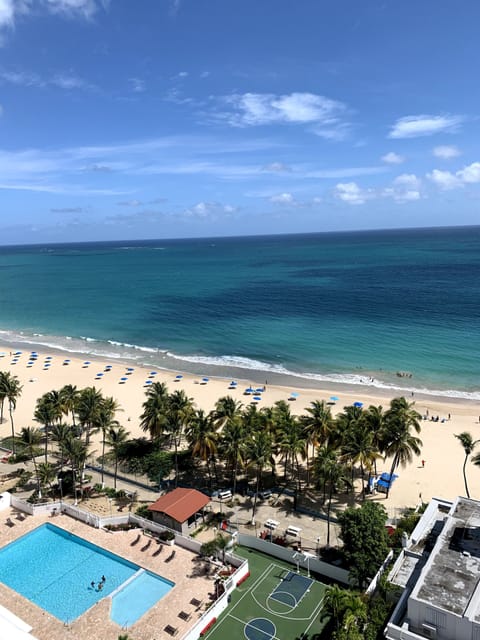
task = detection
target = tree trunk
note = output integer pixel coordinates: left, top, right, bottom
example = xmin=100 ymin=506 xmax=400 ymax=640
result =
xmin=385 ymin=454 xmax=398 ymax=498
xmin=9 ymin=404 xmax=16 ymax=456
xmin=463 ymin=455 xmax=470 ymax=498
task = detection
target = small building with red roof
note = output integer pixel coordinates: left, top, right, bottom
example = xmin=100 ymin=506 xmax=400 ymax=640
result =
xmin=148 ymin=487 xmax=210 ymax=534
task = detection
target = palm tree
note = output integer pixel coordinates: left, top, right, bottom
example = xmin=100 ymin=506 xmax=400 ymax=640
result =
xmin=50 ymin=422 xmax=73 ymax=471
xmin=19 ymin=426 xmax=42 ymax=495
xmin=166 ymin=389 xmax=195 ymax=486
xmin=314 ymin=445 xmax=351 ymax=546
xmin=0 ymin=370 xmax=10 ymax=424
xmin=186 ymin=409 xmax=219 ymax=485
xmin=3 ymin=373 xmax=22 ymax=456
xmin=455 ymin=432 xmax=479 ymax=498
xmin=63 ymin=436 xmax=88 ymax=503
xmin=212 ymin=396 xmax=243 ymax=431
xmin=77 ymin=386 xmax=104 ymax=444
xmin=383 ymin=398 xmax=422 ymax=498
xmin=97 ymin=397 xmax=121 ymax=486
xmin=59 ymin=384 xmax=80 ymax=427
xmin=37 ymin=462 xmax=56 ymax=497
xmin=321 ymin=584 xmax=350 ymax=631
xmin=34 ymin=392 xmax=63 ymax=463
xmin=340 ymin=422 xmax=380 ymax=496
xmin=302 ymin=400 xmax=334 ymax=485
xmin=363 ymin=405 xmax=386 ymax=475
xmin=276 ymin=412 xmax=307 ymax=493
xmin=219 ymin=417 xmax=246 ymax=495
xmin=245 ymin=429 xmax=273 ymax=523
xmin=140 ymin=382 xmax=169 ymax=441
xmin=106 ymin=425 xmax=130 ymax=489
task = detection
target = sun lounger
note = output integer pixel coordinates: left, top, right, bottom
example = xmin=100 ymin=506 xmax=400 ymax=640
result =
xmin=178 ymin=611 xmax=191 ymax=621
xmin=164 ymin=624 xmax=178 ymax=636
xmin=190 ymin=597 xmax=203 ymax=609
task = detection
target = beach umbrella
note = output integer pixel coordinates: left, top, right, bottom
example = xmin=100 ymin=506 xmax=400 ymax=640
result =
xmin=119 ymin=377 xmax=128 ymax=383
xmin=255 ymin=387 xmax=264 ymax=393
xmin=27 ymin=361 xmax=34 ymax=366
xmin=144 ymin=380 xmax=153 ymax=385
xmin=230 ymin=380 xmax=237 ymax=386
xmin=45 ymin=356 xmax=52 ymax=360
xmin=330 ymin=396 xmax=339 ymax=402
xmin=14 ymin=351 xmax=22 ymax=355
xmin=149 ymin=371 xmax=157 ymax=376
xmin=245 ymin=387 xmax=255 ymax=394
xmin=96 ymin=372 xmax=104 ymax=377
xmin=83 ymin=361 xmax=91 ymax=366
xmin=202 ymin=377 xmax=209 ymax=383
xmin=353 ymin=401 xmax=363 ymax=408
xmin=253 ymin=396 xmax=262 ymax=401
xmin=126 ymin=367 xmax=134 ymax=373
xmin=31 ymin=351 xmax=37 ymax=356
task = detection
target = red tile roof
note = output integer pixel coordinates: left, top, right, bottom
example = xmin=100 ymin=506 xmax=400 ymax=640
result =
xmin=148 ymin=488 xmax=210 ymax=523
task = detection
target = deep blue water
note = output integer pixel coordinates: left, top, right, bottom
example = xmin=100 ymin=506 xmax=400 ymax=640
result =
xmin=0 ymin=226 xmax=479 ymax=398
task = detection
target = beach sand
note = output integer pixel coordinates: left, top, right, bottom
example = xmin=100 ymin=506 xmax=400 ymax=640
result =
xmin=1 ymin=344 xmax=479 ymax=513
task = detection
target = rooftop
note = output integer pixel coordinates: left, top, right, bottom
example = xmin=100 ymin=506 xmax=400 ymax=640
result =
xmin=148 ymin=488 xmax=210 ymax=523
xmin=413 ymin=497 xmax=480 ymax=617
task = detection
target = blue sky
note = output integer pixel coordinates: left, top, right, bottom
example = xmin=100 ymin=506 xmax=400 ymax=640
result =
xmin=1 ymin=0 xmax=479 ymax=244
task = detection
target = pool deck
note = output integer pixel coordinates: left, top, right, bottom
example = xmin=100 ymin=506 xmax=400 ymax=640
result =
xmin=0 ymin=508 xmax=217 ymax=640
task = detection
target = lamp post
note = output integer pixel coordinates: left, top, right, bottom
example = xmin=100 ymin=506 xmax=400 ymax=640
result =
xmin=108 ymin=497 xmax=113 ymax=518
xmin=57 ymin=477 xmax=63 ymax=505
xmin=292 ymin=552 xmax=300 ymax=573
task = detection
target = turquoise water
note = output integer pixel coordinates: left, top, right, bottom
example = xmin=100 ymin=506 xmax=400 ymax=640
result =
xmin=110 ymin=569 xmax=175 ymax=627
xmin=0 ymin=226 xmax=478 ymax=398
xmin=0 ymin=524 xmax=173 ymax=624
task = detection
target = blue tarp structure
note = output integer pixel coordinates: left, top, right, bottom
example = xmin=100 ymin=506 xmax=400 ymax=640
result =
xmin=376 ymin=472 xmax=398 ymax=492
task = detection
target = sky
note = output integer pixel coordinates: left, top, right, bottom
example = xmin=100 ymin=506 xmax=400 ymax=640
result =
xmin=0 ymin=0 xmax=480 ymax=244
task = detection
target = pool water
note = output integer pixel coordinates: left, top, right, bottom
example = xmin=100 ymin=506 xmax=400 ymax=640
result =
xmin=111 ymin=569 xmax=175 ymax=627
xmin=0 ymin=523 xmax=174 ymax=624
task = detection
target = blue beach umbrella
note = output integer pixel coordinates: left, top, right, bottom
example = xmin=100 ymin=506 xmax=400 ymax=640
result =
xmin=83 ymin=361 xmax=91 ymax=366
xmin=126 ymin=367 xmax=134 ymax=373
xmin=353 ymin=401 xmax=363 ymax=408
xmin=253 ymin=395 xmax=262 ymax=401
xmin=96 ymin=372 xmax=104 ymax=377
xmin=27 ymin=361 xmax=34 ymax=366
xmin=14 ymin=351 xmax=22 ymax=355
xmin=201 ymin=377 xmax=209 ymax=384
xmin=45 ymin=356 xmax=52 ymax=360
xmin=144 ymin=380 xmax=153 ymax=385
xmin=119 ymin=377 xmax=128 ymax=383
xmin=149 ymin=371 xmax=157 ymax=376
xmin=175 ymin=374 xmax=183 ymax=380
xmin=245 ymin=387 xmax=255 ymax=394
xmin=230 ymin=380 xmax=237 ymax=386
xmin=330 ymin=396 xmax=339 ymax=402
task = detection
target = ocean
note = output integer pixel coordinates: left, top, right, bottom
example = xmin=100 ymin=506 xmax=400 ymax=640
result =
xmin=0 ymin=226 xmax=479 ymax=400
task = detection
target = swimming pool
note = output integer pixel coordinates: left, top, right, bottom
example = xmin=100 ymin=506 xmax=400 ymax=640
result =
xmin=0 ymin=523 xmax=174 ymax=624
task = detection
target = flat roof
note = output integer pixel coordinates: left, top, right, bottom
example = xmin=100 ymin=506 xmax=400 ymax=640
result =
xmin=414 ymin=497 xmax=480 ymax=617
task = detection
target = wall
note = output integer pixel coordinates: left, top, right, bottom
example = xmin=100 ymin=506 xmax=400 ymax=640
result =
xmin=238 ymin=533 xmax=350 ymax=585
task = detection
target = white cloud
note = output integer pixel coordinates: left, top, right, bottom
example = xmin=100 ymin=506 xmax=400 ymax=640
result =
xmin=427 ymin=169 xmax=462 ymax=190
xmin=0 ymin=68 xmax=93 ymax=90
xmin=220 ymin=92 xmax=348 ymax=137
xmin=433 ymin=145 xmax=461 ymax=160
xmin=457 ymin=162 xmax=480 ymax=183
xmin=389 ymin=114 xmax=463 ymax=139
xmin=0 ymin=0 xmax=106 ymax=43
xmin=43 ymin=0 xmax=103 ymax=20
xmin=384 ymin=173 xmax=421 ymax=201
xmin=270 ymin=192 xmax=296 ymax=204
xmin=0 ymin=0 xmax=15 ymax=29
xmin=334 ymin=182 xmax=371 ymax=205
xmin=262 ymin=162 xmax=292 ymax=173
xmin=306 ymin=166 xmax=386 ymax=179
xmin=51 ymin=72 xmax=91 ymax=90
xmin=129 ymin=77 xmax=145 ymax=93
xmin=183 ymin=201 xmax=235 ymax=219
xmin=381 ymin=151 xmax=405 ymax=164
xmin=427 ymin=162 xmax=480 ymax=190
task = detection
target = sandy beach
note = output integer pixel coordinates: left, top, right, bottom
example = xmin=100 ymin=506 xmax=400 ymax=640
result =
xmin=1 ymin=343 xmax=479 ymax=513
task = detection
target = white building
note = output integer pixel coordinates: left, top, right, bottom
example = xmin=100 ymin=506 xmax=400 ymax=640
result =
xmin=386 ymin=496 xmax=480 ymax=640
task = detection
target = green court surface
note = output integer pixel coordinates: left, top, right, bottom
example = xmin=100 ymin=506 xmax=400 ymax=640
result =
xmin=204 ymin=547 xmax=328 ymax=640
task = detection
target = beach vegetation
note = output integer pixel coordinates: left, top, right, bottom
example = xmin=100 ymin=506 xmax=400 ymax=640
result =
xmin=19 ymin=426 xmax=43 ymax=495
xmin=455 ymin=431 xmax=479 ymax=499
xmin=0 ymin=372 xmax=22 ymax=457
xmin=186 ymin=408 xmax=220 ymax=485
xmin=337 ymin=501 xmax=389 ymax=589
xmin=105 ymin=424 xmax=130 ymax=489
